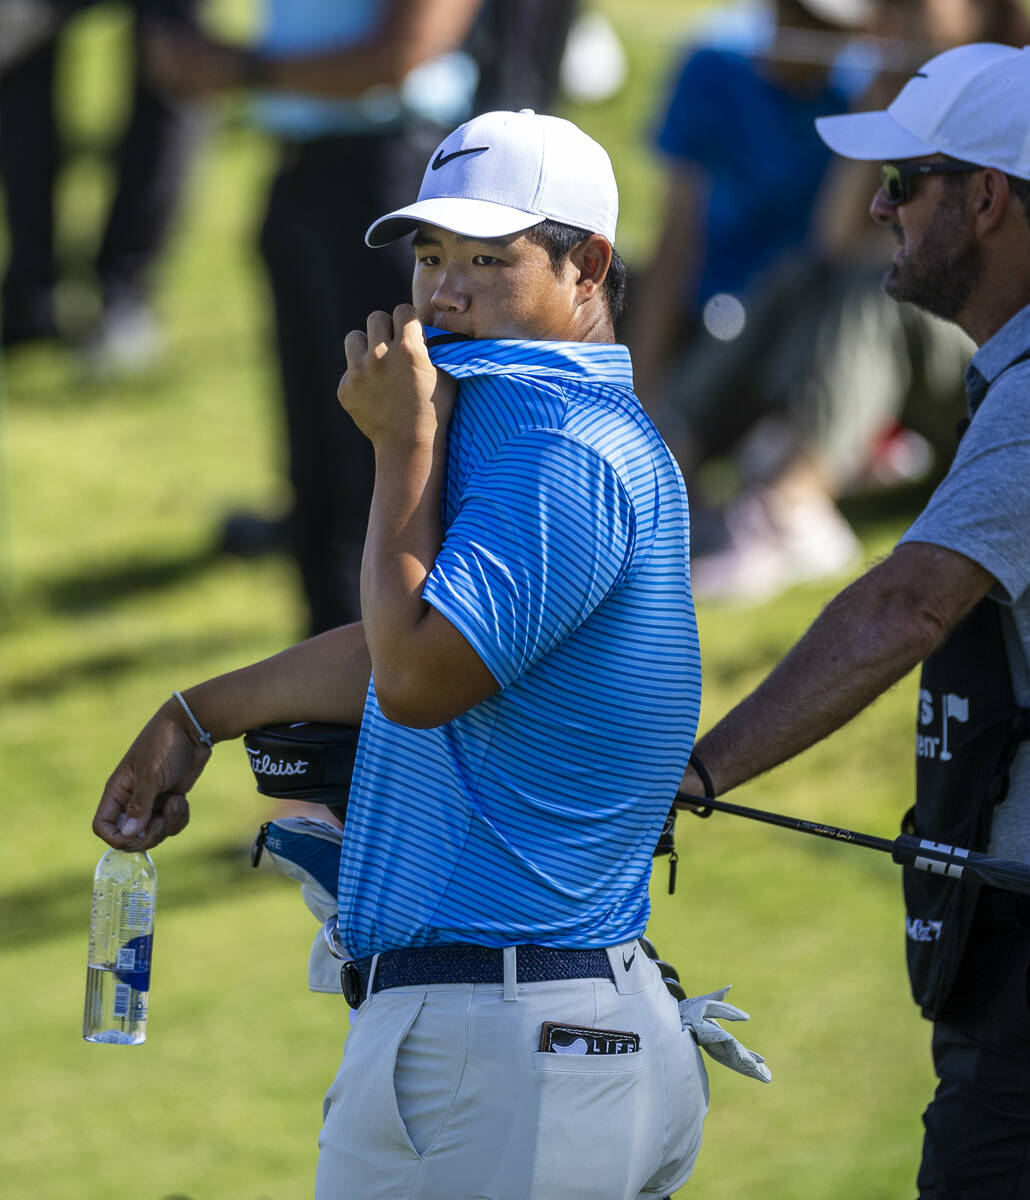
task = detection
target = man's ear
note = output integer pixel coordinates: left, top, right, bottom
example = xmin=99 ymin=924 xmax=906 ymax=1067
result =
xmin=973 ymin=168 xmax=1014 ymax=235
xmin=570 ymin=234 xmax=612 ymax=303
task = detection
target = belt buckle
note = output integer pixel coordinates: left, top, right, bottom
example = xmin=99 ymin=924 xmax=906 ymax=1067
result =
xmin=341 ymin=960 xmax=364 ymax=1009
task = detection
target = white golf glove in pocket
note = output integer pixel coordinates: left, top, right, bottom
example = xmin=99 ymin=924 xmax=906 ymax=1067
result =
xmin=679 ymin=986 xmax=771 ymax=1083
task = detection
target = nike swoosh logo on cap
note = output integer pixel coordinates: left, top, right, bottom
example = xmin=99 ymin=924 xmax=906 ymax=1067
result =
xmin=432 ymin=146 xmax=489 ymax=170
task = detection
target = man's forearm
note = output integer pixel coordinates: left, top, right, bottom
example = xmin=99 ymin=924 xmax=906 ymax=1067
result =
xmin=694 ymin=594 xmax=925 ymax=794
xmin=180 ymin=622 xmax=372 ymax=743
xmin=360 ymin=437 xmax=446 ymax=708
xmin=690 ymin=545 xmax=994 ymax=796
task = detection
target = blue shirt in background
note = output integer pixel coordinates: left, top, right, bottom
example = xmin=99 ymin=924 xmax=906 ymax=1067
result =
xmin=656 ymin=46 xmax=850 ymax=307
xmin=338 ymin=335 xmax=701 ymax=958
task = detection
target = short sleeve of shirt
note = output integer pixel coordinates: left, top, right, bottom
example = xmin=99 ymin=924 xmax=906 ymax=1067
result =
xmin=655 ymin=48 xmax=730 ymax=169
xmin=898 ymin=372 xmax=1030 ymax=605
xmin=423 ymin=429 xmax=636 ymax=688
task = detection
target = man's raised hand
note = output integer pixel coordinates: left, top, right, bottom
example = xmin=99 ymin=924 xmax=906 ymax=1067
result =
xmin=337 ymin=305 xmax=456 ymax=449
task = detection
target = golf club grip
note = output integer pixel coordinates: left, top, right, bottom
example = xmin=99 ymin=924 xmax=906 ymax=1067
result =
xmin=891 ymin=834 xmax=1030 ymax=896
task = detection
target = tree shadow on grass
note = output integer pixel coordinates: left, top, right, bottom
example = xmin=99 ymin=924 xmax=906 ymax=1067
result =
xmin=1 ymin=839 xmax=285 ymax=952
xmin=4 ymin=629 xmax=270 ymax=703
xmin=4 ymin=539 xmax=293 ymax=700
xmin=33 ymin=542 xmax=224 ymax=615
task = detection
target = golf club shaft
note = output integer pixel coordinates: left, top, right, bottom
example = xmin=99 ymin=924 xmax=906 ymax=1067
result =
xmin=676 ymin=793 xmax=1030 ymax=897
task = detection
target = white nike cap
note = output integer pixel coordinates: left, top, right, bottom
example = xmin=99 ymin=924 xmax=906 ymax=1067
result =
xmin=365 ymin=109 xmax=619 ymax=247
xmin=816 ymin=42 xmax=1030 ymax=179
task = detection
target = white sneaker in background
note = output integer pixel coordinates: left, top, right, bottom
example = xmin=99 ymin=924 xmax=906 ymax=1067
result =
xmin=79 ymin=300 xmax=163 ymax=378
xmin=690 ymin=490 xmax=860 ymax=605
xmin=778 ymin=496 xmax=861 ymax=581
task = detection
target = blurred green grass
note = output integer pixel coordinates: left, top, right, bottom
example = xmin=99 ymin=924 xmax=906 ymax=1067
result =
xmin=1 ymin=3 xmax=936 ymax=1197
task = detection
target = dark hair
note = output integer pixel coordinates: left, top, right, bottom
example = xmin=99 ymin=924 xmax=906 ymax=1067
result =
xmin=524 ymin=219 xmax=628 ymax=324
xmin=1006 ymin=174 xmax=1030 ymax=226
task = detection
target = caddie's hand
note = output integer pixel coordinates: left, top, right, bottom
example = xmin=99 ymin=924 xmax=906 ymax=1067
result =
xmin=337 ymin=305 xmax=456 ymax=449
xmin=679 ymin=986 xmax=772 ymax=1083
xmin=674 ymin=763 xmax=709 ymax=813
xmin=93 ymin=699 xmax=210 ymax=851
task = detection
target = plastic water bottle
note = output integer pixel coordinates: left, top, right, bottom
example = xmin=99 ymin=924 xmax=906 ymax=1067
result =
xmin=83 ymin=843 xmax=157 ymax=1045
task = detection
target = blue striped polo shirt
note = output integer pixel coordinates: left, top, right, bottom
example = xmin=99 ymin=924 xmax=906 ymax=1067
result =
xmin=337 ymin=334 xmax=701 ymax=957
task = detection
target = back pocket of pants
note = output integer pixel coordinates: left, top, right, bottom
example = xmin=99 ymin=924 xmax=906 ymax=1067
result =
xmin=529 ymin=1050 xmax=651 ymax=1200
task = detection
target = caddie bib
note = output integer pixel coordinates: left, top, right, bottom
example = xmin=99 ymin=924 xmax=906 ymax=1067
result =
xmin=905 ymin=596 xmax=1030 ymax=1018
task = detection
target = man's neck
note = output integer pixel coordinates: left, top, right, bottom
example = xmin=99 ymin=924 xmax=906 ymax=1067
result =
xmin=958 ymin=230 xmax=1030 ymax=346
xmin=959 ymin=277 xmax=1030 ymax=346
xmin=570 ymin=306 xmax=615 ymax=345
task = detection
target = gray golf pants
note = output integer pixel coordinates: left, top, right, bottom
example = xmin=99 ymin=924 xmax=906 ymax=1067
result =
xmin=314 ymin=942 xmax=708 ymax=1199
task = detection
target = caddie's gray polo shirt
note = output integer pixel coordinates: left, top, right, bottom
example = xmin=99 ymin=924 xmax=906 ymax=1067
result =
xmin=899 ymin=301 xmax=1030 ymax=860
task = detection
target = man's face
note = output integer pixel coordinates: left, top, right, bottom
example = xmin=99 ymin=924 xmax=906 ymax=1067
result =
xmin=411 ymin=225 xmax=581 ymax=341
xmin=872 ymin=160 xmax=982 ymax=321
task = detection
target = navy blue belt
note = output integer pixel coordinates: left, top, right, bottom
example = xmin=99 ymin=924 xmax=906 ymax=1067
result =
xmin=341 ymin=944 xmax=614 ymax=1010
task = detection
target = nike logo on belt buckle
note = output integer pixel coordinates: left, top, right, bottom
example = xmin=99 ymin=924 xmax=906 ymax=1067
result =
xmin=622 ymin=949 xmax=636 ymax=971
xmin=432 ymin=146 xmax=489 ymax=170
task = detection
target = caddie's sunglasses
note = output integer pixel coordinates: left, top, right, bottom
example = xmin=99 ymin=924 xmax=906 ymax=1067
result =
xmin=880 ymin=160 xmax=980 ymax=206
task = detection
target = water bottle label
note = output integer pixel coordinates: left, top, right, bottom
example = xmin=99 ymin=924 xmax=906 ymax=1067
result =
xmin=113 ymin=983 xmax=131 ymax=1019
xmin=115 ymin=933 xmax=152 ymax=992
xmin=120 ymin=889 xmax=153 ymax=937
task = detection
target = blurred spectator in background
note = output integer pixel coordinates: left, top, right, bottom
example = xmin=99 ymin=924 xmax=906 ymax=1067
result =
xmin=629 ymin=0 xmax=1030 ymax=604
xmin=628 ymin=0 xmax=879 ymax=602
xmin=148 ymin=0 xmax=582 ymax=637
xmin=0 ymin=0 xmax=202 ymax=373
xmin=468 ymin=0 xmax=580 ymax=111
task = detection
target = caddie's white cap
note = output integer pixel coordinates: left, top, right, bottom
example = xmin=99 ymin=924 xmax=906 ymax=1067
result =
xmin=816 ymin=42 xmax=1030 ymax=180
xmin=365 ymin=109 xmax=619 ymax=247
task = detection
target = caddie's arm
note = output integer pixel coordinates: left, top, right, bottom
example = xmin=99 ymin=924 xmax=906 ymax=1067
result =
xmin=338 ymin=305 xmax=498 ymax=729
xmin=93 ymin=621 xmax=372 ymax=851
xmin=678 ymin=542 xmax=995 ymax=800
